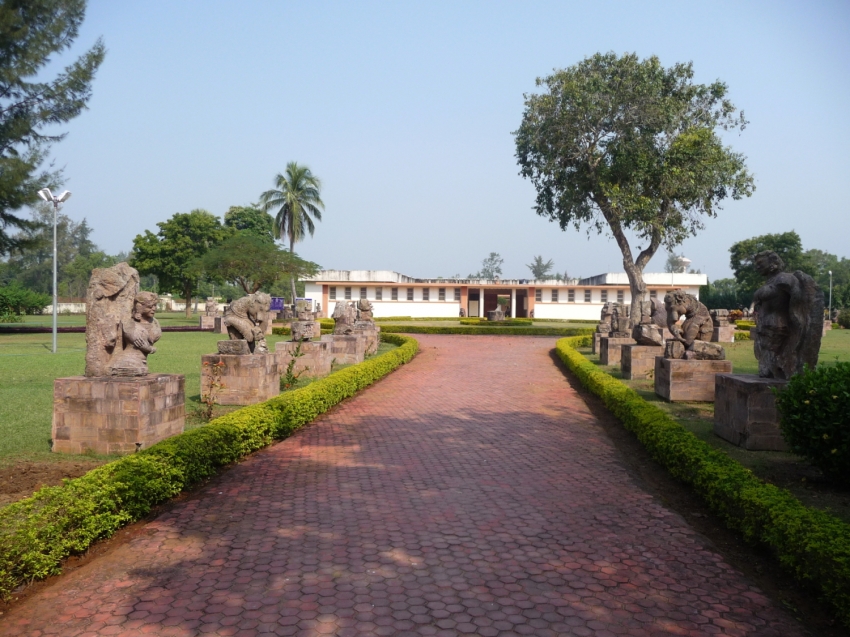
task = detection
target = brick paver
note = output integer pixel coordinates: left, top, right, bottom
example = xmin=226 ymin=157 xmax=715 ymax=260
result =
xmin=1 ymin=335 xmax=805 ymax=636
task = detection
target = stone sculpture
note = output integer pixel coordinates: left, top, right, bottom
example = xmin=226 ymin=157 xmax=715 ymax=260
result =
xmin=663 ymin=290 xmax=724 ymax=360
xmin=751 ymin=250 xmax=823 ymax=379
xmin=597 ymin=303 xmax=614 ymax=334
xmin=205 ymin=297 xmax=218 ymax=316
xmin=357 ymin=299 xmax=374 ymax=321
xmin=632 ymin=298 xmax=666 ymax=346
xmin=710 ymin=309 xmax=730 ymax=327
xmin=290 ymin=307 xmax=317 ymax=342
xmin=85 ymin=262 xmax=142 ymax=377
xmin=332 ymin=302 xmax=357 ymax=335
xmin=610 ymin=303 xmax=631 ymax=336
xmin=110 ymin=292 xmax=162 ymax=376
xmin=221 ymin=292 xmax=271 ymax=354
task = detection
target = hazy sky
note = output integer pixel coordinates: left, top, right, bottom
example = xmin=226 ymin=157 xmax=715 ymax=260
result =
xmin=42 ymin=0 xmax=850 ymax=280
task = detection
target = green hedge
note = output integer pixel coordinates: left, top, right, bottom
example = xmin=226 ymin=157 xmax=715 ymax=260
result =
xmin=734 ymin=330 xmax=751 ymax=341
xmin=555 ymin=335 xmax=850 ymax=627
xmin=459 ymin=318 xmax=533 ymax=326
xmin=379 ymin=325 xmax=594 ymax=336
xmin=374 ymin=316 xmax=461 ymax=322
xmin=0 ymin=333 xmax=418 ymax=599
xmin=271 ymin=326 xmax=333 ymax=336
xmin=735 ymin=320 xmax=756 ymax=330
xmin=533 ymin=318 xmax=599 ymax=324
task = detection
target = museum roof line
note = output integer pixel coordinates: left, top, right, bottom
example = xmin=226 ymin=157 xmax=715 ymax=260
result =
xmin=305 ymin=270 xmax=708 ymax=286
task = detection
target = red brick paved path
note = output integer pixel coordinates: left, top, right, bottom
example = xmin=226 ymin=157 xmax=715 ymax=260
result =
xmin=2 ymin=336 xmax=805 ymax=637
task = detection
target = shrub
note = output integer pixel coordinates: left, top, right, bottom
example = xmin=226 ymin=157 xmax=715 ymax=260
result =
xmin=378 ymin=325 xmax=593 ymax=336
xmin=735 ymin=320 xmax=756 ymax=330
xmin=555 ymin=336 xmax=850 ymax=628
xmin=0 ymin=334 xmax=418 ymax=599
xmin=776 ymin=362 xmax=850 ymax=484
xmin=459 ymin=318 xmax=533 ymax=326
xmin=838 ymin=309 xmax=850 ymax=330
xmin=729 ymin=309 xmax=744 ymax=322
xmin=0 ymin=285 xmax=50 ymax=316
xmin=734 ymin=330 xmax=751 ymax=341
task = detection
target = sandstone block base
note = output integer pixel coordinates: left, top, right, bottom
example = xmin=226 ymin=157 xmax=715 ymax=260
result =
xmin=276 ymin=341 xmax=332 ymax=379
xmin=622 ymin=345 xmax=663 ymax=380
xmin=52 ymin=374 xmax=185 ymax=455
xmin=714 ymin=374 xmax=788 ymax=451
xmin=201 ymin=353 xmax=279 ymax=406
xmin=200 ymin=315 xmax=217 ymax=330
xmin=354 ymin=325 xmax=381 ymax=356
xmin=213 ymin=317 xmax=227 ymax=334
xmin=824 ymin=319 xmax=832 ymax=336
xmin=599 ymin=337 xmax=636 ymax=366
xmin=711 ymin=325 xmax=735 ymax=343
xmin=654 ymin=357 xmax=733 ymax=402
xmin=320 ymin=334 xmax=367 ymax=365
xmin=592 ymin=332 xmax=606 ymax=354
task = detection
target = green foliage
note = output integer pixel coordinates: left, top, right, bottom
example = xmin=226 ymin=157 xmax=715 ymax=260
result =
xmin=379 ymin=324 xmax=593 ymax=336
xmin=223 ymin=206 xmax=275 ymax=243
xmin=468 ymin=252 xmax=503 ymax=279
xmin=200 ymin=233 xmax=319 ymax=295
xmin=515 ymin=52 xmax=753 ymax=319
xmin=555 ymin=336 xmax=850 ymax=628
xmin=0 ymin=0 xmax=105 ymax=255
xmin=730 ymin=231 xmax=808 ymax=304
xmin=526 ymin=255 xmax=554 ymax=279
xmin=735 ymin=320 xmax=756 ymax=329
xmin=699 ymin=277 xmax=745 ymax=310
xmin=0 ymin=283 xmax=50 ymax=315
xmin=733 ymin=330 xmax=751 ymax=341
xmin=775 ymin=363 xmax=850 ymax=484
xmin=838 ymin=310 xmax=850 ymax=329
xmin=459 ymin=318 xmax=533 ymax=326
xmin=131 ymin=210 xmax=231 ymax=316
xmin=0 ymin=333 xmax=418 ymax=599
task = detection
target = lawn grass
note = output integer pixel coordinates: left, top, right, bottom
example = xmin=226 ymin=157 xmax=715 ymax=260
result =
xmin=582 ymin=328 xmax=850 ymax=523
xmin=0 ymin=331 xmax=396 ymax=465
xmin=376 ymin=319 xmax=595 ymax=329
xmin=0 ymin=311 xmax=201 ymax=328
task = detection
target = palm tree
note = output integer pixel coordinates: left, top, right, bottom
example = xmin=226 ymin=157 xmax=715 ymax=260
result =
xmin=259 ymin=162 xmax=324 ymax=305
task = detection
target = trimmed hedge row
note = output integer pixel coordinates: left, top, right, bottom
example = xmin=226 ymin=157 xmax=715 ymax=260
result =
xmin=379 ymin=325 xmax=594 ymax=337
xmin=374 ymin=316 xmax=460 ymax=322
xmin=556 ymin=335 xmax=850 ymax=627
xmin=458 ymin=318 xmax=533 ymax=326
xmin=735 ymin=320 xmax=756 ymax=330
xmin=271 ymin=326 xmax=333 ymax=336
xmin=734 ymin=330 xmax=751 ymax=341
xmin=0 ymin=333 xmax=418 ymax=600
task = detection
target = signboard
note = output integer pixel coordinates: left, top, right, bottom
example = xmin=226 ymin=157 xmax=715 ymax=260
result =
xmin=270 ymin=297 xmax=285 ymax=312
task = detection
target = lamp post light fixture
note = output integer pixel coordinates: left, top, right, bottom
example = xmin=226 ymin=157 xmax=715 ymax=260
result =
xmin=828 ymin=270 xmax=833 ymax=323
xmin=36 ymin=188 xmax=72 ymax=354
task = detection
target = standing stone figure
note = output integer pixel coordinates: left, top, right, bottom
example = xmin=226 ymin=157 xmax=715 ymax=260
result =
xmin=752 ymin=250 xmax=823 ymax=379
xmin=85 ymin=263 xmax=141 ymax=377
xmin=610 ymin=303 xmax=631 ymax=336
xmin=663 ymin=290 xmax=723 ymax=360
xmin=597 ymin=303 xmax=614 ymax=334
xmin=110 ymin=292 xmax=162 ymax=377
xmin=332 ymin=302 xmax=357 ymax=335
xmin=205 ymin=297 xmax=218 ymax=317
xmin=357 ymin=299 xmax=374 ymax=321
xmin=222 ymin=292 xmax=271 ymax=354
xmin=632 ymin=298 xmax=666 ymax=346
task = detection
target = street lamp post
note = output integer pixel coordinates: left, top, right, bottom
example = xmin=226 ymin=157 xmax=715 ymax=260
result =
xmin=829 ymin=270 xmax=833 ymax=323
xmin=36 ymin=188 xmax=72 ymax=354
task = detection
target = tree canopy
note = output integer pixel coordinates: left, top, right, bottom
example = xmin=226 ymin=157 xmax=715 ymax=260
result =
xmin=0 ymin=0 xmax=105 ymax=255
xmin=526 ymin=255 xmax=554 ymax=279
xmin=130 ymin=210 xmax=230 ymax=317
xmin=469 ymin=252 xmax=503 ymax=279
xmin=223 ymin=205 xmax=275 ymax=243
xmin=201 ymin=233 xmax=319 ymax=295
xmin=515 ymin=52 xmax=754 ymax=318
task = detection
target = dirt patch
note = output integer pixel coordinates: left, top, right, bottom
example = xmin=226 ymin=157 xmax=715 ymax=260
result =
xmin=0 ymin=460 xmax=104 ymax=507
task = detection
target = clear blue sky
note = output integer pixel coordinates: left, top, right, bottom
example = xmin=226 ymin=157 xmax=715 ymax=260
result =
xmin=46 ymin=0 xmax=850 ymax=280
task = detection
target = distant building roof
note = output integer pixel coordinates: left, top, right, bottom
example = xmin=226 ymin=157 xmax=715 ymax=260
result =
xmin=306 ymin=270 xmax=708 ymax=286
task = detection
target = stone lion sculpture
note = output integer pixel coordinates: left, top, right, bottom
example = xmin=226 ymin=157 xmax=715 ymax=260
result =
xmin=222 ymin=292 xmax=271 ymax=354
xmin=357 ymin=299 xmax=374 ymax=321
xmin=332 ymin=301 xmax=357 ymax=335
xmin=664 ymin=290 xmax=723 ymax=359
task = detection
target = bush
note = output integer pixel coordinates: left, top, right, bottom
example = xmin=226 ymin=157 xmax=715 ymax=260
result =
xmin=459 ymin=318 xmax=533 ymax=326
xmin=734 ymin=330 xmax=751 ymax=341
xmin=729 ymin=309 xmax=744 ymax=322
xmin=0 ymin=334 xmax=418 ymax=599
xmin=555 ymin=336 xmax=850 ymax=628
xmin=838 ymin=309 xmax=850 ymax=330
xmin=379 ymin=325 xmax=593 ymax=336
xmin=0 ymin=285 xmax=51 ymax=316
xmin=776 ymin=363 xmax=850 ymax=484
xmin=735 ymin=320 xmax=756 ymax=330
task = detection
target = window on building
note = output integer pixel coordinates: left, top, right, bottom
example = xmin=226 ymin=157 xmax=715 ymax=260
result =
xmin=551 ymin=289 xmax=559 ymax=302
xmin=438 ymin=288 xmax=445 ymax=301
xmin=360 ymin=287 xmax=367 ymax=299
xmin=568 ymin=289 xmax=575 ymax=302
xmin=454 ymin=288 xmax=461 ymax=301
xmin=375 ymin=287 xmax=382 ymax=301
xmin=392 ymin=287 xmax=398 ymax=300
xmin=406 ymin=288 xmax=414 ymax=301
xmin=650 ymin=289 xmax=657 ymax=298
xmin=423 ymin=288 xmax=430 ymax=301
xmin=600 ymin=290 xmax=608 ymax=302
xmin=535 ymin=289 xmax=542 ymax=302
xmin=329 ymin=287 xmax=336 ymax=300
xmin=344 ymin=287 xmax=352 ymax=300
xmin=617 ymin=290 xmax=624 ymax=303
xmin=584 ymin=289 xmax=591 ymax=303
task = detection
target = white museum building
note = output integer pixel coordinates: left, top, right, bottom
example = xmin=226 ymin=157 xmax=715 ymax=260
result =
xmin=303 ymin=270 xmax=708 ymax=320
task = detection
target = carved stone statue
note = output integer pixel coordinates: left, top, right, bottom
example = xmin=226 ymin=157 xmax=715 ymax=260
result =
xmin=205 ymin=297 xmax=218 ymax=317
xmin=752 ymin=250 xmax=823 ymax=379
xmin=632 ymin=298 xmax=666 ymax=346
xmin=110 ymin=292 xmax=162 ymax=377
xmin=663 ymin=290 xmax=724 ymax=360
xmin=597 ymin=303 xmax=614 ymax=334
xmin=85 ymin=263 xmax=141 ymax=377
xmin=357 ymin=299 xmax=374 ymax=321
xmin=610 ymin=303 xmax=631 ymax=336
xmin=222 ymin=292 xmax=271 ymax=354
xmin=459 ymin=308 xmax=466 ymax=317
xmin=332 ymin=302 xmax=357 ymax=335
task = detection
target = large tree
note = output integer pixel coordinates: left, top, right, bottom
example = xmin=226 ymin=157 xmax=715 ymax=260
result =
xmin=729 ymin=231 xmax=807 ymax=303
xmin=131 ymin=210 xmax=230 ymax=317
xmin=223 ymin=205 xmax=275 ymax=243
xmin=201 ymin=233 xmax=319 ymax=296
xmin=0 ymin=0 xmax=105 ymax=254
xmin=526 ymin=255 xmax=554 ymax=279
xmin=259 ymin=163 xmax=324 ymax=304
xmin=515 ymin=52 xmax=754 ymax=319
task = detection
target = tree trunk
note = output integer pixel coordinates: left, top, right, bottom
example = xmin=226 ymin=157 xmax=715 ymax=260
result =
xmin=289 ymin=237 xmax=297 ymax=308
xmin=184 ymin=281 xmax=193 ymax=319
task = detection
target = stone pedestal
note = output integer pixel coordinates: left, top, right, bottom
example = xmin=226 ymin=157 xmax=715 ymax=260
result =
xmin=213 ymin=317 xmax=228 ymax=334
xmin=276 ymin=341 xmax=333 ymax=379
xmin=52 ymin=374 xmax=185 ymax=455
xmin=712 ymin=326 xmax=736 ymax=343
xmin=599 ymin=336 xmax=636 ymax=366
xmin=824 ymin=320 xmax=832 ymax=336
xmin=654 ymin=357 xmax=733 ymax=402
xmin=200 ymin=315 xmax=217 ymax=330
xmin=622 ymin=345 xmax=664 ymax=380
xmin=354 ymin=323 xmax=381 ymax=356
xmin=592 ymin=332 xmax=607 ymax=354
xmin=320 ymin=334 xmax=367 ymax=365
xmin=714 ymin=374 xmax=788 ymax=451
xmin=201 ymin=353 xmax=279 ymax=405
